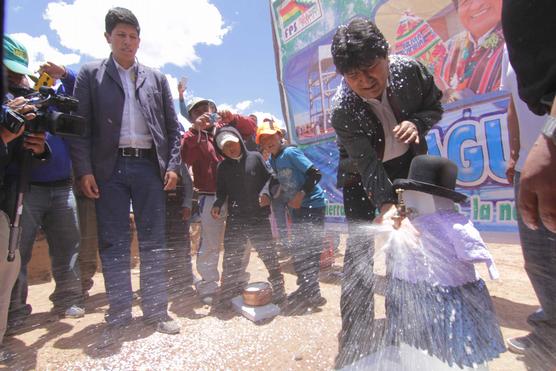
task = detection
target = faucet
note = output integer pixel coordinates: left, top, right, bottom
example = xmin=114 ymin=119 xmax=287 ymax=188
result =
xmin=392 ymin=188 xmax=407 ymax=229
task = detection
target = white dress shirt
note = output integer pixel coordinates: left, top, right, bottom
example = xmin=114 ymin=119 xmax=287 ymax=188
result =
xmin=114 ymin=60 xmax=153 ymax=149
xmin=363 ymin=89 xmax=409 ymax=161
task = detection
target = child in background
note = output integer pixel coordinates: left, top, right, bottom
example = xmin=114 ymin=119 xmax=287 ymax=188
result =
xmin=211 ymin=126 xmax=286 ymax=310
xmin=256 ymin=121 xmax=327 ymax=314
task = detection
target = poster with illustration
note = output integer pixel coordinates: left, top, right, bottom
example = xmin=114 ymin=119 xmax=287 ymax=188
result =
xmin=270 ymin=0 xmax=515 ymax=232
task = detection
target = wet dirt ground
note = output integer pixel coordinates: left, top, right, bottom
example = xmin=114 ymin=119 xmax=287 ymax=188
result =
xmin=1 ymin=240 xmax=542 ymax=370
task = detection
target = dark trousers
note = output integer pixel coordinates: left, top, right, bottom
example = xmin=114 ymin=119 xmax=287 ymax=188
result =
xmin=9 ymin=184 xmax=82 ymax=320
xmin=336 ymin=150 xmax=412 ymax=367
xmin=75 ymin=194 xmax=98 ymax=294
xmin=514 ymin=172 xmax=556 ymax=350
xmin=337 ymin=182 xmax=376 ymax=367
xmin=220 ymin=214 xmax=283 ymax=302
xmin=290 ymin=206 xmax=325 ymax=298
xmin=165 ymin=189 xmax=193 ymax=298
xmin=95 ymin=157 xmax=168 ymax=326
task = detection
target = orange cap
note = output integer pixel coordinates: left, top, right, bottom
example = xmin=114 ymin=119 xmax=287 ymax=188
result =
xmin=255 ymin=119 xmax=282 ymax=144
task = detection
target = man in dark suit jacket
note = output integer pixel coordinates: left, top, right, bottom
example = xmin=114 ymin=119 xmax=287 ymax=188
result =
xmin=330 ymin=18 xmax=443 ymax=368
xmin=69 ymin=7 xmax=182 ymax=347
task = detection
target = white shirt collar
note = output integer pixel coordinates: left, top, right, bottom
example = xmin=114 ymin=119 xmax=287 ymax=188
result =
xmin=113 ymin=58 xmax=137 ymax=73
xmin=360 ymin=86 xmax=388 ymax=106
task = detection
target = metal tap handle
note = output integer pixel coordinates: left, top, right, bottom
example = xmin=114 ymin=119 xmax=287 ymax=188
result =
xmin=392 ymin=189 xmax=406 ymax=229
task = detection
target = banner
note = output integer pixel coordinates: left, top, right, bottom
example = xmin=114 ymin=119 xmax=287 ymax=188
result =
xmin=270 ymin=0 xmax=514 ymax=232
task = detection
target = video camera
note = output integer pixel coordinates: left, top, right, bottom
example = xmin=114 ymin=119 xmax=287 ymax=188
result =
xmin=2 ymin=86 xmax=87 ymax=138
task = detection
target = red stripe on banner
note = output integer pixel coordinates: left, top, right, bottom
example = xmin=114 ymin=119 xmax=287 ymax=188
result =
xmin=477 ymin=47 xmax=503 ymax=93
xmin=279 ymin=1 xmax=299 ymax=17
xmin=397 ymin=20 xmax=425 ymax=41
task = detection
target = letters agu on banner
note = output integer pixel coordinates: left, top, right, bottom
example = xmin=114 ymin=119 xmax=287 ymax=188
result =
xmin=270 ymin=0 xmax=516 ymax=232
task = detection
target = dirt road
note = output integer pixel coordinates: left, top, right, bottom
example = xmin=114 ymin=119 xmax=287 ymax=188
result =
xmin=1 ymin=241 xmax=542 ymax=370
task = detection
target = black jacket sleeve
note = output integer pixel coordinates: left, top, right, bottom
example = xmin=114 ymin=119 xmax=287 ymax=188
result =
xmin=332 ymin=107 xmax=396 ymax=208
xmin=213 ymin=162 xmax=228 ymax=210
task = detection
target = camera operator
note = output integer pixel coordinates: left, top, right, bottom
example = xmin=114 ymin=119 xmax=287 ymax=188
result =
xmin=38 ymin=61 xmax=99 ymax=302
xmin=2 ymin=36 xmax=84 ymax=336
xmin=0 ymin=96 xmax=47 ymax=361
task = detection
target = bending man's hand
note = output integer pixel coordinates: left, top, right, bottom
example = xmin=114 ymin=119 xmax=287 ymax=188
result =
xmin=393 ymin=121 xmax=419 ymax=144
xmin=374 ymin=203 xmax=396 ymax=224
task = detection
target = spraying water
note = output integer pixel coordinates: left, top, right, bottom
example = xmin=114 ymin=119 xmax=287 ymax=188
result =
xmin=343 ymin=191 xmax=505 ymax=370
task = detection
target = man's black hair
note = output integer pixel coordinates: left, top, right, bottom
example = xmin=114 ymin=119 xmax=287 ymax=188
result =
xmin=105 ymin=7 xmax=140 ymax=35
xmin=331 ymin=17 xmax=389 ymax=75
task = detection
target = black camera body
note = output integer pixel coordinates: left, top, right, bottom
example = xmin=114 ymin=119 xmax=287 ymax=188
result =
xmin=2 ymin=87 xmax=87 ymax=138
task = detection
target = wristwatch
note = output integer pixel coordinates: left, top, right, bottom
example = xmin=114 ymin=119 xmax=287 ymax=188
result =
xmin=542 ymin=115 xmax=556 ymax=145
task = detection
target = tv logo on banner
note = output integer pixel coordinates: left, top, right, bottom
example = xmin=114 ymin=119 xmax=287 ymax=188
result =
xmin=276 ymin=0 xmax=322 ymax=42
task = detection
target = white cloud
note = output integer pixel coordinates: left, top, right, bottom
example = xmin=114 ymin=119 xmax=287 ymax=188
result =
xmin=216 ymin=97 xmax=268 ymax=114
xmin=250 ymin=111 xmax=285 ymax=129
xmin=217 ymin=103 xmax=235 ymax=112
xmin=165 ymin=74 xmax=180 ymax=100
xmin=235 ymin=100 xmax=253 ymax=111
xmin=44 ymin=0 xmax=230 ymax=69
xmin=9 ymin=32 xmax=81 ymax=73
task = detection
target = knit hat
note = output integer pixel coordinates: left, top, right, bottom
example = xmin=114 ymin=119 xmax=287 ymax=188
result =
xmin=3 ymin=35 xmax=34 ymax=76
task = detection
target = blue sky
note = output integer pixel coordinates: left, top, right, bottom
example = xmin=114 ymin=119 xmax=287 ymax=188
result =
xmin=5 ymin=0 xmax=285 ymax=127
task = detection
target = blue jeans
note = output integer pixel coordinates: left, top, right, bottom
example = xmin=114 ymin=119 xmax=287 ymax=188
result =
xmin=514 ymin=172 xmax=556 ymax=337
xmin=95 ymin=157 xmax=168 ymax=326
xmin=9 ymin=184 xmax=82 ymax=317
xmin=290 ymin=206 xmax=325 ymax=297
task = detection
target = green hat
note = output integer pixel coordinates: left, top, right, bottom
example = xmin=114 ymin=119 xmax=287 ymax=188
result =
xmin=3 ymin=35 xmax=34 ymax=75
xmin=185 ymin=97 xmax=216 ymax=121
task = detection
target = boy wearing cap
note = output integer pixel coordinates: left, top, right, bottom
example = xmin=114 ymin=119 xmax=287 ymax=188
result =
xmin=210 ymin=126 xmax=286 ymax=310
xmin=257 ymin=121 xmax=327 ymax=314
xmin=180 ymin=98 xmax=256 ymax=303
